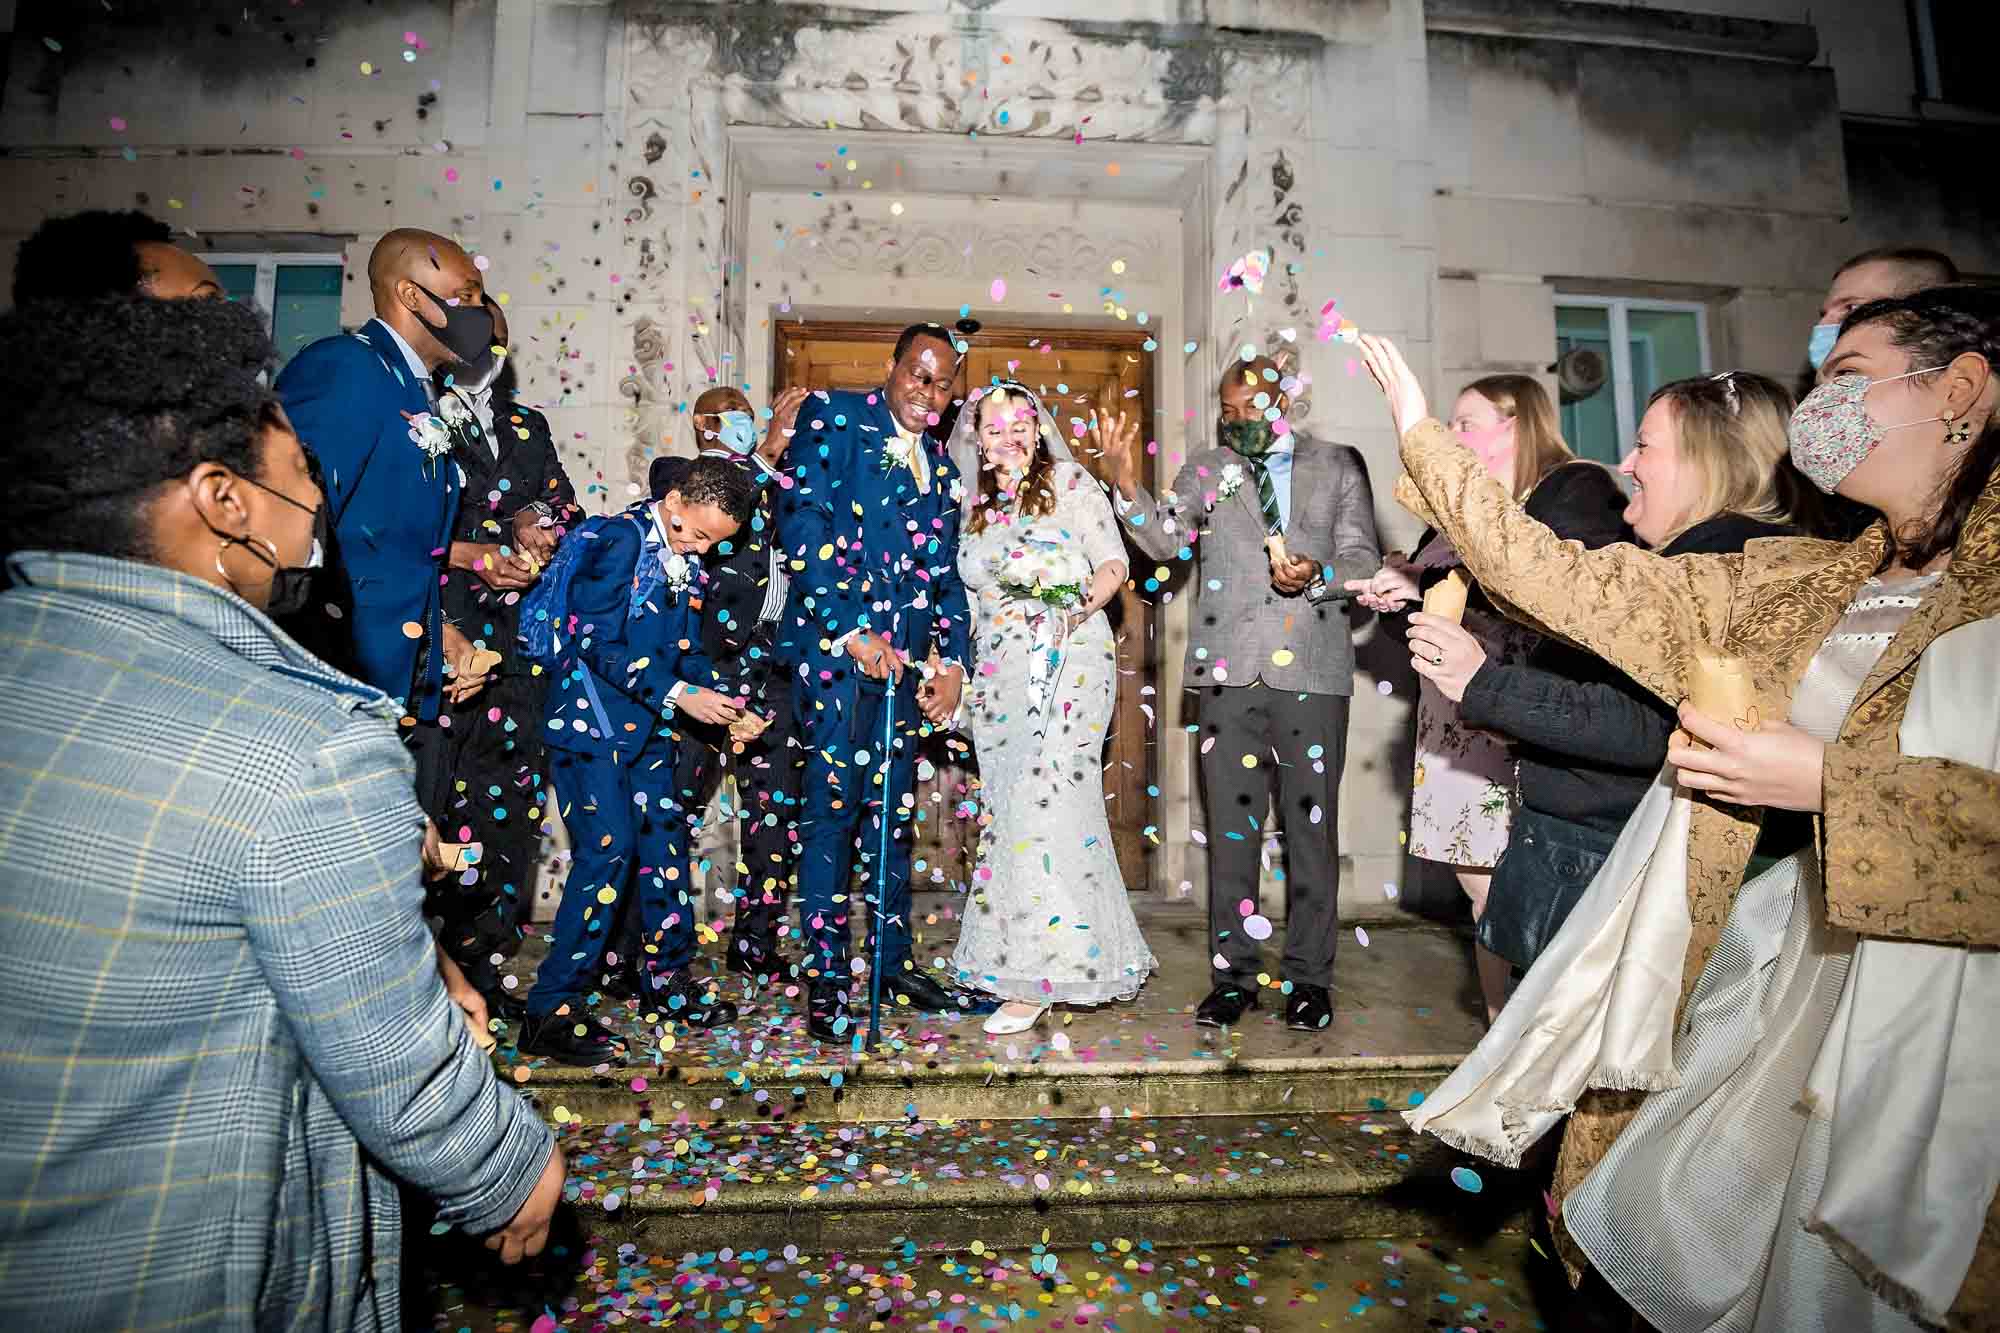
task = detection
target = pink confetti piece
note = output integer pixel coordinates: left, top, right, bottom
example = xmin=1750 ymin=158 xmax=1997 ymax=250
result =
xmin=990 ymin=277 xmax=1007 ymax=302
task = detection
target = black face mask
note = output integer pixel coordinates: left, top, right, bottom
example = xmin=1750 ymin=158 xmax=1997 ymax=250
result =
xmin=230 ymin=479 xmax=328 ymax=618
xmin=411 ymin=281 xmax=497 ymax=368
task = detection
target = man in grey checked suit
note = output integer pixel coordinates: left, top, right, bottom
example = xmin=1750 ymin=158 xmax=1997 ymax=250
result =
xmin=1108 ymin=354 xmax=1381 ymax=1032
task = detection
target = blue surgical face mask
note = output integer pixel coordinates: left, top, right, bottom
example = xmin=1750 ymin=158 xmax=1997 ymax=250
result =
xmin=712 ymin=410 xmax=758 ymax=455
xmin=1807 ymin=322 xmax=1840 ymax=370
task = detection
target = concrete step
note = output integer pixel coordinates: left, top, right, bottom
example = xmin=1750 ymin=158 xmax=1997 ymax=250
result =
xmin=507 ymin=1044 xmax=1461 ymax=1127
xmin=542 ymin=1110 xmax=1531 ymax=1257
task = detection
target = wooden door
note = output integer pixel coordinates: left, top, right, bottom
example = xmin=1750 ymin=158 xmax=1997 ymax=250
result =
xmin=773 ymin=321 xmax=1158 ymax=894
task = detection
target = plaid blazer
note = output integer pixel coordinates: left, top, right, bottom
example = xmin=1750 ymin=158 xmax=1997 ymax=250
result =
xmin=0 ymin=552 xmax=553 ymax=1332
xmin=1118 ymin=432 xmax=1383 ymax=696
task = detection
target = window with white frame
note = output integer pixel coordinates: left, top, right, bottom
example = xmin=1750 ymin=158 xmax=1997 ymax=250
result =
xmin=1553 ymin=296 xmax=1710 ymax=466
xmin=207 ymin=253 xmax=345 ymax=368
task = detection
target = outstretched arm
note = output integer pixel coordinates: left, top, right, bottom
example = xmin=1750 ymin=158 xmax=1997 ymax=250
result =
xmin=1359 ymin=334 xmax=1742 ymax=706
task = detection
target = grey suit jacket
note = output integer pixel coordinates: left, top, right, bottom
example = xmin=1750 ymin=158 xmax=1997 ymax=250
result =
xmin=1120 ymin=432 xmax=1382 ymax=696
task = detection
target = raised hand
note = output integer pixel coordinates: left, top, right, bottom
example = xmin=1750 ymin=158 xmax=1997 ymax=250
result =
xmin=758 ymin=386 xmax=812 ymax=466
xmin=1090 ymin=408 xmax=1144 ymax=500
xmin=1668 ymin=703 xmax=1825 ymax=811
xmin=1342 ymin=556 xmax=1422 ymax=613
xmin=1356 ymin=334 xmax=1432 ymax=439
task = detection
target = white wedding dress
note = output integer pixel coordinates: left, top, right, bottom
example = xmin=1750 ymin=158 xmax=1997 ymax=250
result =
xmin=948 ymin=460 xmax=1157 ymax=1005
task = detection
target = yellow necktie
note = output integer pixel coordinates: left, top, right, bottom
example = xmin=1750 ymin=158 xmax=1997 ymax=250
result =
xmin=897 ymin=426 xmax=932 ymax=494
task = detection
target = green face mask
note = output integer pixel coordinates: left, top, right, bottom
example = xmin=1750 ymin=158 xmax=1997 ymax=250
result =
xmin=1219 ymin=418 xmax=1276 ymax=458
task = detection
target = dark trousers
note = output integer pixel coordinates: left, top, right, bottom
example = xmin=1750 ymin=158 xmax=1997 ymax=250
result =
xmin=672 ymin=675 xmax=803 ymax=950
xmin=795 ymin=677 xmax=923 ymax=981
xmin=405 ymin=673 xmax=551 ymax=989
xmin=1196 ymin=684 xmax=1349 ymax=988
xmin=529 ymin=744 xmax=695 ymax=1017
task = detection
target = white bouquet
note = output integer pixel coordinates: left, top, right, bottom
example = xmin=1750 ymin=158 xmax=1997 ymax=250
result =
xmin=995 ymin=535 xmax=1089 ymax=610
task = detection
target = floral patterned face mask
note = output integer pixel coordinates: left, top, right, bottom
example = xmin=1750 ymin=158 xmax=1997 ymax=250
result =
xmin=1787 ymin=365 xmax=1947 ymax=494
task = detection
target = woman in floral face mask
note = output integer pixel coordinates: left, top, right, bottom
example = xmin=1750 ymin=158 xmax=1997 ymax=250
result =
xmin=1357 ymin=283 xmax=2000 ymax=1330
xmin=1348 ymin=375 xmax=1627 ymax=1024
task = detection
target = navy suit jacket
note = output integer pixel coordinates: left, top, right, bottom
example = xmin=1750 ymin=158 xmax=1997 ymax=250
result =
xmin=276 ymin=318 xmax=459 ymax=718
xmin=542 ymin=503 xmax=717 ymax=757
xmin=649 ymin=450 xmax=789 ymax=702
xmin=775 ymin=389 xmax=971 ymax=723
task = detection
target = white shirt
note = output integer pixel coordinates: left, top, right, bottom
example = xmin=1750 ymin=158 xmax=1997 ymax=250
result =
xmin=697 ymin=447 xmax=790 ymax=624
xmin=373 ymin=318 xmax=436 ymax=406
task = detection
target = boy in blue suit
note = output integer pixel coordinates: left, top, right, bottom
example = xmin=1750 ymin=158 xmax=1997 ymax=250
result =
xmin=520 ymin=456 xmax=756 ymax=1065
xmin=277 ymin=230 xmax=498 ymax=728
xmin=777 ymin=322 xmax=993 ymax=1043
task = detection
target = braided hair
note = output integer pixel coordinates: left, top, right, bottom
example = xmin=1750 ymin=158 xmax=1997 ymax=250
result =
xmin=1841 ymin=284 xmax=2000 ymax=570
xmin=0 ymin=297 xmax=279 ymax=563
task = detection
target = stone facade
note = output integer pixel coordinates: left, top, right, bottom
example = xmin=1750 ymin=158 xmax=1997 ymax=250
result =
xmin=2 ymin=0 xmax=1992 ymax=930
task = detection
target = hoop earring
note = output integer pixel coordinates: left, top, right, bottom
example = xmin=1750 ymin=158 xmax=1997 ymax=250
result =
xmin=215 ymin=532 xmax=278 ymax=595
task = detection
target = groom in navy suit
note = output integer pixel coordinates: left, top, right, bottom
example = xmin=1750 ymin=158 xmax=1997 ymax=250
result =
xmin=778 ymin=322 xmax=992 ymax=1042
xmin=277 ymin=230 xmax=499 ymax=817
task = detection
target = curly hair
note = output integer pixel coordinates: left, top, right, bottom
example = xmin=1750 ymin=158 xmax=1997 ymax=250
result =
xmin=1840 ymin=284 xmax=2000 ymax=570
xmin=672 ymin=453 xmax=756 ymax=524
xmin=12 ymin=210 xmax=174 ymax=306
xmin=0 ymin=297 xmax=279 ymax=562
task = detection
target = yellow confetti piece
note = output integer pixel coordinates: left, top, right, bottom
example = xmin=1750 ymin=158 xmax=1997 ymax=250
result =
xmin=1240 ymin=753 xmax=1258 ymax=768
xmin=817 ymin=543 xmax=836 ymax=560
xmin=595 ymin=886 xmax=617 ymax=904
xmin=1271 ymin=648 xmax=1295 ymax=667
xmin=359 ymin=61 xmax=373 ymax=76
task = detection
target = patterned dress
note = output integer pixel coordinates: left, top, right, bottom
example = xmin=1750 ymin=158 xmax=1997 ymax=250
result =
xmin=949 ymin=463 xmax=1158 ymax=1005
xmin=1406 ymin=532 xmax=1536 ymax=868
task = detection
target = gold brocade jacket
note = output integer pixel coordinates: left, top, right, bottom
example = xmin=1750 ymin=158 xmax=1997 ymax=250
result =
xmin=1394 ymin=417 xmax=2000 ymax=1326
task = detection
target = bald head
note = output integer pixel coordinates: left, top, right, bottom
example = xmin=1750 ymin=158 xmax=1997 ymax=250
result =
xmin=691 ymin=385 xmax=753 ymax=450
xmin=368 ymin=228 xmax=486 ymax=371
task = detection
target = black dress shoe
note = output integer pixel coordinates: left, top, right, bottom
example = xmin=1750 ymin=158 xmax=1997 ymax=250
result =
xmin=886 ymin=965 xmax=997 ymax=1015
xmin=1195 ymin=982 xmax=1261 ymax=1028
xmin=725 ymin=937 xmax=792 ymax=983
xmin=807 ymin=980 xmax=853 ymax=1044
xmin=517 ymin=1010 xmax=621 ymax=1066
xmin=637 ymin=968 xmax=739 ymax=1030
xmin=1284 ymin=983 xmax=1334 ymax=1032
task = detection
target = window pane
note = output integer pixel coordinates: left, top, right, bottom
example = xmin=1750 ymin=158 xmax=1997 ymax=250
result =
xmin=1554 ymin=306 xmax=1619 ymax=467
xmin=271 ymin=263 xmax=344 ymax=368
xmin=1625 ymin=308 xmax=1704 ymax=429
xmin=212 ymin=264 xmax=257 ymax=306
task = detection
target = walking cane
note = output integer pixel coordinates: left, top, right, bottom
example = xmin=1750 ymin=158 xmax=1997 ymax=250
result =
xmin=865 ymin=676 xmax=898 ymax=1051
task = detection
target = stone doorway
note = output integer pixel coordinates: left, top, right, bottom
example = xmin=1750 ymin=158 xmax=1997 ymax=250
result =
xmin=774 ymin=319 xmax=1159 ymax=896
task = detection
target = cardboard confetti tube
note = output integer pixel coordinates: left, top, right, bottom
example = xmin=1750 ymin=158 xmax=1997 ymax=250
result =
xmin=1687 ymin=648 xmax=1760 ymax=740
xmin=437 ymin=842 xmax=475 ymax=873
xmin=1421 ymin=569 xmax=1469 ymax=624
xmin=1264 ymin=533 xmax=1288 ymax=570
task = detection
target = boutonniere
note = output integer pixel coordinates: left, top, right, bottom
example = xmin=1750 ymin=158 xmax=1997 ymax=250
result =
xmin=660 ymin=549 xmax=694 ymax=596
xmin=403 ymin=410 xmax=454 ymax=478
xmin=438 ymin=393 xmax=474 ymax=429
xmin=1217 ymin=463 xmax=1246 ymax=499
xmin=881 ymin=433 xmax=918 ymax=476
xmin=948 ymin=476 xmax=966 ymax=504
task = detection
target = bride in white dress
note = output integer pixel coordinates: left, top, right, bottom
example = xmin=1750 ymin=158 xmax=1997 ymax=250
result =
xmin=946 ymin=382 xmax=1158 ymax=1035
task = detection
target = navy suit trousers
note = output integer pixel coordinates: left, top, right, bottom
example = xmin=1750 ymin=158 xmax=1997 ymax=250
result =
xmin=796 ymin=676 xmax=924 ymax=982
xmin=529 ymin=745 xmax=697 ymax=1017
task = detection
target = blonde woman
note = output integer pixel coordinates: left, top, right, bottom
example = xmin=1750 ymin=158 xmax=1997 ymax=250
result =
xmin=1377 ymin=373 xmax=1803 ymax=976
xmin=1350 ymin=375 xmax=1628 ymax=1021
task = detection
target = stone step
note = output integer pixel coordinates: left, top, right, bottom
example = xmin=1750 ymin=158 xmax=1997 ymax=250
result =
xmin=508 ymin=1046 xmax=1460 ymax=1127
xmin=541 ymin=1109 xmax=1530 ymax=1257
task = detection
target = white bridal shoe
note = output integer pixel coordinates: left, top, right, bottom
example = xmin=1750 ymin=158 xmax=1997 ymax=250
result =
xmin=982 ymin=1001 xmax=1048 ymax=1036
